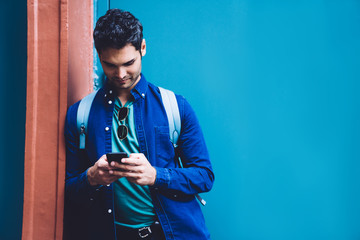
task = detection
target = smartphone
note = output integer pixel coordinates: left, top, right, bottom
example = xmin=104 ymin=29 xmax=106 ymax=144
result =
xmin=106 ymin=152 xmax=128 ymax=164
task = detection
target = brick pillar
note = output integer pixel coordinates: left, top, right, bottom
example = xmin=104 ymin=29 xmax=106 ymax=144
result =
xmin=23 ymin=0 xmax=93 ymax=239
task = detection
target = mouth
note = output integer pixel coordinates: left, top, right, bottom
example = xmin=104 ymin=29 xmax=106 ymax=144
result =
xmin=114 ymin=78 xmax=130 ymax=84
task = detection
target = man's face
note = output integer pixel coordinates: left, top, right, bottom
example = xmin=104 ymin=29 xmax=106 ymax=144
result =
xmin=99 ymin=40 xmax=146 ymax=93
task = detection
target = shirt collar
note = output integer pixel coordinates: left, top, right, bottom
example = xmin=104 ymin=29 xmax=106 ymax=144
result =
xmin=103 ymin=73 xmax=148 ymax=102
xmin=131 ymin=73 xmax=148 ymax=100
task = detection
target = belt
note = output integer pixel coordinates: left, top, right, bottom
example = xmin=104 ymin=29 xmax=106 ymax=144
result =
xmin=116 ymin=221 xmax=164 ymax=240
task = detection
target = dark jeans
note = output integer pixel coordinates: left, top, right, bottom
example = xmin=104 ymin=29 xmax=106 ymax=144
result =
xmin=116 ymin=221 xmax=166 ymax=240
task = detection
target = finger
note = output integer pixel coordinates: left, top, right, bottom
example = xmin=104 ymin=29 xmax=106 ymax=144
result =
xmin=109 ymin=161 xmax=123 ymax=170
xmin=107 ymin=175 xmax=120 ymax=182
xmin=106 ymin=158 xmax=123 ymax=169
xmin=110 ymin=161 xmax=130 ymax=169
xmin=109 ymin=168 xmax=141 ymax=178
xmin=98 ymin=165 xmax=113 ymax=171
xmin=99 ymin=163 xmax=113 ymax=171
xmin=114 ymin=165 xmax=144 ymax=175
xmin=125 ymin=165 xmax=145 ymax=173
xmin=107 ymin=162 xmax=132 ymax=174
xmin=109 ymin=168 xmax=139 ymax=177
xmin=121 ymin=157 xmax=139 ymax=165
xmin=97 ymin=156 xmax=111 ymax=168
xmin=129 ymin=153 xmax=146 ymax=160
xmin=99 ymin=169 xmax=112 ymax=177
xmin=122 ymin=154 xmax=146 ymax=166
xmin=101 ymin=176 xmax=119 ymax=185
xmin=99 ymin=154 xmax=107 ymax=162
xmin=120 ymin=171 xmax=140 ymax=179
xmin=109 ymin=169 xmax=126 ymax=177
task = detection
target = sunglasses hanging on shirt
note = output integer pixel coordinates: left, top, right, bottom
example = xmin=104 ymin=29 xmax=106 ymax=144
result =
xmin=114 ymin=106 xmax=129 ymax=140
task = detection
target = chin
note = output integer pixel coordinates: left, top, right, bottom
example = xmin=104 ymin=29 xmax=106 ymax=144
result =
xmin=119 ymin=82 xmax=136 ymax=90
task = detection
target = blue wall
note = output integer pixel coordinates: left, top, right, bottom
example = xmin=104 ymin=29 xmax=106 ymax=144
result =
xmin=0 ymin=0 xmax=27 ymax=239
xmin=109 ymin=1 xmax=360 ymax=239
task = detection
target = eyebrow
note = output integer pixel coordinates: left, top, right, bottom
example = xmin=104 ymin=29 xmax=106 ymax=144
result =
xmin=102 ymin=61 xmax=116 ymax=67
xmin=102 ymin=58 xmax=136 ymax=67
xmin=123 ymin=58 xmax=135 ymax=65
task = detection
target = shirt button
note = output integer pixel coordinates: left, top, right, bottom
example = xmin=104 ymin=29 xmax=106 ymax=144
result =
xmin=90 ymin=198 xmax=94 ymax=201
xmin=108 ymin=209 xmax=112 ymax=214
xmin=106 ymin=184 xmax=110 ymax=187
xmin=141 ymin=93 xmax=145 ymax=97
xmin=109 ymin=90 xmax=113 ymax=94
xmin=108 ymin=100 xmax=112 ymax=105
xmin=104 ymin=94 xmax=107 ymax=97
xmin=105 ymin=127 xmax=109 ymax=131
xmin=173 ymin=195 xmax=177 ymax=198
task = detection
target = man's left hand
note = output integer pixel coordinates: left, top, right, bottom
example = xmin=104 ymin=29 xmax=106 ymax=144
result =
xmin=109 ymin=153 xmax=157 ymax=186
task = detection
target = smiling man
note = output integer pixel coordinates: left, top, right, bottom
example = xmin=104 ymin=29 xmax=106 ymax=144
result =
xmin=64 ymin=9 xmax=214 ymax=240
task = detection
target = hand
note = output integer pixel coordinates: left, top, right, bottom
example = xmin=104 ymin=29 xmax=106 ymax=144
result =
xmin=87 ymin=154 xmax=120 ymax=186
xmin=109 ymin=153 xmax=157 ymax=186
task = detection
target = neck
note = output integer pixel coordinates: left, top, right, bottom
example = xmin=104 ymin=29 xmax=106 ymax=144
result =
xmin=111 ymin=74 xmax=142 ymax=105
xmin=116 ymin=89 xmax=132 ymax=106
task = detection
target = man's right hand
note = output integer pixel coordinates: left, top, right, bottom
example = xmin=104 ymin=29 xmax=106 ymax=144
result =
xmin=87 ymin=154 xmax=120 ymax=186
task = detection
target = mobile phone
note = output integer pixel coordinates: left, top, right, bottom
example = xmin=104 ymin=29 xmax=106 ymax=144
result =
xmin=106 ymin=152 xmax=128 ymax=164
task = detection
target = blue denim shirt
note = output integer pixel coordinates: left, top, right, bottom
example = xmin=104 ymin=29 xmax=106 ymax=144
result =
xmin=64 ymin=75 xmax=214 ymax=240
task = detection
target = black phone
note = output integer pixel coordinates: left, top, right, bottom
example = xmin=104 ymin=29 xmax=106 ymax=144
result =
xmin=106 ymin=152 xmax=128 ymax=164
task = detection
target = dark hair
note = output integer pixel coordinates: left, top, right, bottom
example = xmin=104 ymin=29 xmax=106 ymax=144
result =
xmin=93 ymin=9 xmax=143 ymax=54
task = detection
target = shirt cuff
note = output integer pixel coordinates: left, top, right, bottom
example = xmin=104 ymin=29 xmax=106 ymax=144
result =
xmin=153 ymin=167 xmax=170 ymax=188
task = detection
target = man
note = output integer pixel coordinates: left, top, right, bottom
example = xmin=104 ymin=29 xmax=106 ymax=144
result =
xmin=64 ymin=9 xmax=214 ymax=240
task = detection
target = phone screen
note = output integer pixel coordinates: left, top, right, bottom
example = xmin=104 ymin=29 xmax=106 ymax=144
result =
xmin=106 ymin=152 xmax=128 ymax=164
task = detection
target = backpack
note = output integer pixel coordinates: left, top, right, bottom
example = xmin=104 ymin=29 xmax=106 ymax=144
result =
xmin=76 ymin=87 xmax=206 ymax=206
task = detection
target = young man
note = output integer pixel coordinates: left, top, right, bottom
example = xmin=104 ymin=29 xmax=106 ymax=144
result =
xmin=64 ymin=9 xmax=214 ymax=240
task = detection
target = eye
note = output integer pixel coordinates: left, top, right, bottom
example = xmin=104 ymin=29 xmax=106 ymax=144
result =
xmin=123 ymin=59 xmax=135 ymax=66
xmin=103 ymin=62 xmax=116 ymax=68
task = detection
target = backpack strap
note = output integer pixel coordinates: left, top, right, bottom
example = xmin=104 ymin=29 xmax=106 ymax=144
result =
xmin=77 ymin=90 xmax=98 ymax=149
xmin=158 ymin=87 xmax=181 ymax=147
xmin=159 ymin=87 xmax=206 ymax=206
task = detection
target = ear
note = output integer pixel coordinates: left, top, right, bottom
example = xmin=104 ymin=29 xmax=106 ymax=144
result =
xmin=141 ymin=39 xmax=146 ymax=57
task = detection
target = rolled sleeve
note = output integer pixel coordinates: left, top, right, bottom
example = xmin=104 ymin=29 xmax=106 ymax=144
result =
xmin=153 ymin=167 xmax=171 ymax=187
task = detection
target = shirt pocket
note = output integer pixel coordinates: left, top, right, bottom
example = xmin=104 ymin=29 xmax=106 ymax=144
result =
xmin=154 ymin=126 xmax=175 ymax=167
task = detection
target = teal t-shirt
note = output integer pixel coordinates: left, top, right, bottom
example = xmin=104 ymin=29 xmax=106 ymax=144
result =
xmin=112 ymin=97 xmax=156 ymax=228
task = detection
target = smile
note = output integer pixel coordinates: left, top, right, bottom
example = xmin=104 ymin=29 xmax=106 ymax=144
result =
xmin=114 ymin=78 xmax=130 ymax=83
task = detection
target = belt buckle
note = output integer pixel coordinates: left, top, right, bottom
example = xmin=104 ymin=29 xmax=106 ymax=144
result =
xmin=138 ymin=226 xmax=152 ymax=238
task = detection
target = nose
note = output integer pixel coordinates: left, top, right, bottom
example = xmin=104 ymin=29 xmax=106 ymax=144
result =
xmin=116 ymin=67 xmax=127 ymax=79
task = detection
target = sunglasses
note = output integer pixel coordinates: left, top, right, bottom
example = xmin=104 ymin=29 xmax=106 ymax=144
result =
xmin=114 ymin=106 xmax=129 ymax=140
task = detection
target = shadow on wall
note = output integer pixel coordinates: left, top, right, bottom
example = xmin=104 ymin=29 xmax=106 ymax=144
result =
xmin=0 ymin=0 xmax=27 ymax=239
